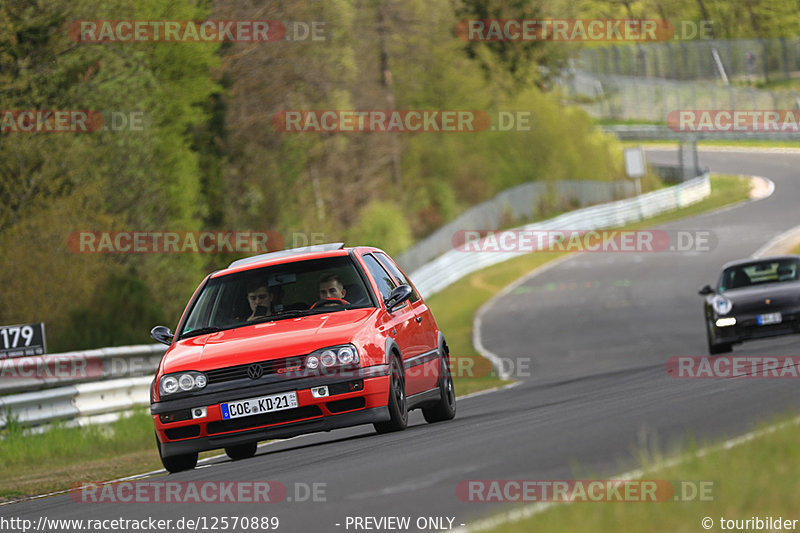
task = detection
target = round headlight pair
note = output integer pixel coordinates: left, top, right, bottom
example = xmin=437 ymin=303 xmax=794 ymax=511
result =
xmin=306 ymin=351 xmax=337 ymax=369
xmin=160 ymin=371 xmax=207 ymax=396
xmin=305 ymin=345 xmax=358 ymax=370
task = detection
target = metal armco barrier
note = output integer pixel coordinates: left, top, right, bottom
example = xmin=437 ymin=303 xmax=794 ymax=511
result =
xmin=0 ymin=345 xmax=163 ymax=429
xmin=408 ymin=173 xmax=711 ymax=298
xmin=0 ymin=174 xmax=709 ymax=430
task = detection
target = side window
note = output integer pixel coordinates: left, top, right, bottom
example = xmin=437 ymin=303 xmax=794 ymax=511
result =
xmin=375 ymin=253 xmax=419 ymax=303
xmin=362 ymin=254 xmax=396 ymax=301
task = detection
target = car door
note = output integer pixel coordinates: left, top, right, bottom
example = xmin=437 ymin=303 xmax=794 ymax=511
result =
xmin=374 ymin=252 xmax=439 ymax=392
xmin=359 ymin=253 xmax=426 ymax=394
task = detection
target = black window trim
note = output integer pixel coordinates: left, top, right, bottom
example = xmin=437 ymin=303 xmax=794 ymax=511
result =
xmin=374 ymin=252 xmax=420 ymax=303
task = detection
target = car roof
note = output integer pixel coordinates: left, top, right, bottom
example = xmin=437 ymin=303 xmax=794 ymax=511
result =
xmin=720 ymin=254 xmax=800 ymax=270
xmin=214 ymin=243 xmax=382 ymax=277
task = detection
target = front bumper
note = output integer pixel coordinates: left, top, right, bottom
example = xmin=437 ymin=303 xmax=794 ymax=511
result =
xmin=711 ymin=310 xmax=800 ymax=344
xmin=153 ymin=365 xmax=390 ymax=457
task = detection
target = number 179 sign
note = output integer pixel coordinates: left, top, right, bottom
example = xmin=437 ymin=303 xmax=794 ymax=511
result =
xmin=0 ymin=323 xmax=46 ymax=359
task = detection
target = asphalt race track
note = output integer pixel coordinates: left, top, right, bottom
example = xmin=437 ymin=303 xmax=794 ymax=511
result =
xmin=3 ymin=149 xmax=799 ymax=532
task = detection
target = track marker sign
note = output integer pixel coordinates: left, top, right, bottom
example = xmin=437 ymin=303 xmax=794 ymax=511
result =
xmin=0 ymin=323 xmax=46 ymax=359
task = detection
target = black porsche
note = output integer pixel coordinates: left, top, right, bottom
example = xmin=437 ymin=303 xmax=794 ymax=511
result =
xmin=699 ymin=255 xmax=800 ymax=354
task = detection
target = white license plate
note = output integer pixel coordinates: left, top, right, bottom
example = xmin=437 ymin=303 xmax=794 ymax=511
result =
xmin=758 ymin=312 xmax=782 ymax=326
xmin=221 ymin=391 xmax=298 ymax=420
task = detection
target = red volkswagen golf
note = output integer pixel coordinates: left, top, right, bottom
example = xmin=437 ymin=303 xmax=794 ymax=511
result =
xmin=150 ymin=243 xmax=455 ymax=472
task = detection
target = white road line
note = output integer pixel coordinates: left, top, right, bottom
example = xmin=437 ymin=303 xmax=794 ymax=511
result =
xmin=753 ymin=223 xmax=800 ymax=258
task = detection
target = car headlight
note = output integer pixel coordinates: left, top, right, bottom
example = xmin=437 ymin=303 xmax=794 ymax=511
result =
xmin=320 ymin=350 xmax=337 ymax=367
xmin=159 ymin=371 xmax=207 ymax=397
xmin=337 ymin=346 xmax=356 ymax=365
xmin=712 ymin=295 xmax=733 ymax=315
xmin=304 ymin=344 xmax=359 ymax=371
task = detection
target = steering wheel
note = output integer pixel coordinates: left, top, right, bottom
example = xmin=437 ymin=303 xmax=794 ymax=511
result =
xmin=310 ymin=298 xmax=349 ymax=309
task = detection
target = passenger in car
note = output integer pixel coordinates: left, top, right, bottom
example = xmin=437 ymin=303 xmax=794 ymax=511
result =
xmin=246 ymin=281 xmax=274 ymax=320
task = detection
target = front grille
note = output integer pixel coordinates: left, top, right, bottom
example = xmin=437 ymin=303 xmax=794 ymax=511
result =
xmin=207 ymin=405 xmax=323 ymax=434
xmin=165 ymin=425 xmax=201 ymax=440
xmin=206 ymin=357 xmax=305 ymax=384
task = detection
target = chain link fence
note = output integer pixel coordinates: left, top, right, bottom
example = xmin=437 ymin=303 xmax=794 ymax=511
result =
xmin=563 ymin=70 xmax=800 ymax=121
xmin=560 ymin=39 xmax=800 ymax=121
xmin=579 ymin=38 xmax=800 ymax=83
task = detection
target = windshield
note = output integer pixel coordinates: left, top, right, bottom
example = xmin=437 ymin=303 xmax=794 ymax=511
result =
xmin=719 ymin=258 xmax=800 ymax=292
xmin=180 ymin=256 xmax=373 ymax=338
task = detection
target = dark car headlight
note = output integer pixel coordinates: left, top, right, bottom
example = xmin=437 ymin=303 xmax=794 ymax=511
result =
xmin=159 ymin=371 xmax=207 ymax=396
xmin=711 ymin=295 xmax=733 ymax=315
xmin=305 ymin=344 xmax=359 ymax=371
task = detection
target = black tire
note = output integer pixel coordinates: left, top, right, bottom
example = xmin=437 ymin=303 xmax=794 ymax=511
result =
xmin=374 ymin=355 xmax=408 ymax=434
xmin=422 ymin=354 xmax=456 ymax=423
xmin=706 ymin=321 xmax=733 ymax=355
xmin=156 ymin=433 xmax=198 ymax=473
xmin=225 ymin=442 xmax=258 ymax=461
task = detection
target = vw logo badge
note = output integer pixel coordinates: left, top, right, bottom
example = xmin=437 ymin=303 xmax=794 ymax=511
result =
xmin=247 ymin=364 xmax=263 ymax=380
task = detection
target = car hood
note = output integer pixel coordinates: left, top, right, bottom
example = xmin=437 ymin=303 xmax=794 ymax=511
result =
xmin=162 ymin=308 xmax=377 ymax=373
xmin=722 ymin=281 xmax=800 ymax=313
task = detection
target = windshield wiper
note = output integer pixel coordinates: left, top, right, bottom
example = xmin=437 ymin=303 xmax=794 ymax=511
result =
xmin=180 ymin=326 xmax=222 ymax=339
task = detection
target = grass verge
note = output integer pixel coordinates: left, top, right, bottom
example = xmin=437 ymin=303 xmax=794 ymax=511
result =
xmin=0 ymin=411 xmax=221 ymax=500
xmin=0 ymin=174 xmax=753 ymax=499
xmin=483 ymin=413 xmax=800 ymax=533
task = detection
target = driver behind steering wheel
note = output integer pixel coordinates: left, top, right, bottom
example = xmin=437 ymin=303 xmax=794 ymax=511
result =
xmin=317 ymin=273 xmax=347 ymax=306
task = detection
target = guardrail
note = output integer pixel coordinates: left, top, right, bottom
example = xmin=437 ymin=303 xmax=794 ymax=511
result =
xmin=0 ymin=345 xmax=163 ymax=430
xmin=602 ymin=124 xmax=800 ymax=141
xmin=408 ymin=173 xmax=711 ymax=298
xmin=396 ymin=179 xmax=636 ymax=274
xmin=1 ymin=173 xmax=710 ymax=431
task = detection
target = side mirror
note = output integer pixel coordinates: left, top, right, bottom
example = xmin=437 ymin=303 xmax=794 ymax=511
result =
xmin=384 ymin=285 xmax=413 ymax=313
xmin=151 ymin=325 xmax=174 ymax=346
xmin=698 ymin=284 xmax=714 ymax=296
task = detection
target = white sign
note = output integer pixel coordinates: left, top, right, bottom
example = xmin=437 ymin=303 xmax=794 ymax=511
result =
xmin=624 ymin=147 xmax=646 ymax=178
